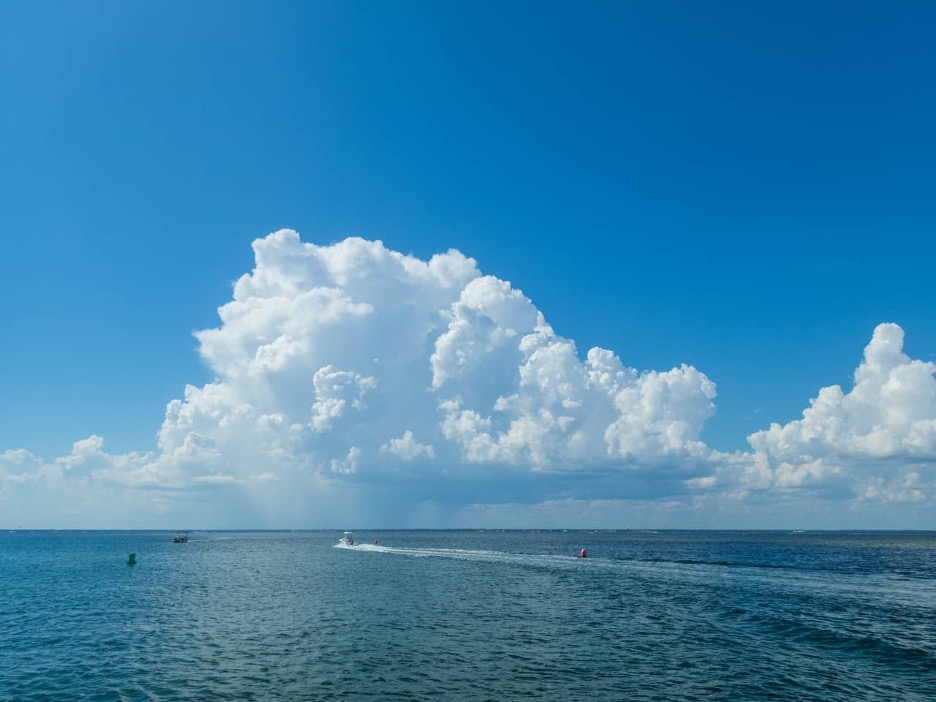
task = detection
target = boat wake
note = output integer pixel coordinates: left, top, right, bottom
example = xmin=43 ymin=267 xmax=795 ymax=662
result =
xmin=333 ymin=541 xmax=586 ymax=568
xmin=331 ymin=542 xmax=898 ymax=588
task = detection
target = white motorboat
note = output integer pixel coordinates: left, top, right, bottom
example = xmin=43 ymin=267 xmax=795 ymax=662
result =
xmin=339 ymin=531 xmax=354 ymax=546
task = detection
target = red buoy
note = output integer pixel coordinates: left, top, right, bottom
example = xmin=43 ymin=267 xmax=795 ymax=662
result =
xmin=579 ymin=548 xmax=588 ymax=558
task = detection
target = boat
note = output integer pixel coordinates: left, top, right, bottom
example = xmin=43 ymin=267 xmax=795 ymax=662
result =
xmin=339 ymin=531 xmax=354 ymax=546
xmin=173 ymin=532 xmax=189 ymax=543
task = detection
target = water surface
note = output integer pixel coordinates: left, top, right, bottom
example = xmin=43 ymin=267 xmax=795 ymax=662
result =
xmin=2 ymin=530 xmax=934 ymax=700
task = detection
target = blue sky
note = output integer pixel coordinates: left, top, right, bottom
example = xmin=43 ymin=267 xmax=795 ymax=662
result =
xmin=2 ymin=1 xmax=935 ymax=528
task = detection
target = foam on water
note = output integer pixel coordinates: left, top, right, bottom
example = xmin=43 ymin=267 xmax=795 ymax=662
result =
xmin=338 ymin=540 xmax=577 ymax=562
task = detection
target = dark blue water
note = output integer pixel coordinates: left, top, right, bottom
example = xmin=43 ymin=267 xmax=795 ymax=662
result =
xmin=2 ymin=530 xmax=934 ymax=700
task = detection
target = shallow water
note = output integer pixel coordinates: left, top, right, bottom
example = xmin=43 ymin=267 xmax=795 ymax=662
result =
xmin=2 ymin=530 xmax=934 ymax=700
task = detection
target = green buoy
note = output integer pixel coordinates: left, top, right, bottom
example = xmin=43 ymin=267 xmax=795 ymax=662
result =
xmin=127 ymin=553 xmax=137 ymax=565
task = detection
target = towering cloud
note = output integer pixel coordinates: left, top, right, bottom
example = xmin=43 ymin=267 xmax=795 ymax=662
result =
xmin=751 ymin=324 xmax=936 ymax=462
xmin=159 ymin=231 xmax=717 ymax=481
xmin=706 ymin=324 xmax=936 ymax=510
xmin=1 ymin=232 xmax=934 ymax=527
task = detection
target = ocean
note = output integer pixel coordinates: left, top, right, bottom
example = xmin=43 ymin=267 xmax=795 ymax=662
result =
xmin=1 ymin=530 xmax=934 ymax=701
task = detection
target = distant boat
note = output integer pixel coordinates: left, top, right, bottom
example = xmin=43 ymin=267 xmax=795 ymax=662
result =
xmin=339 ymin=531 xmax=354 ymax=546
xmin=173 ymin=532 xmax=189 ymax=543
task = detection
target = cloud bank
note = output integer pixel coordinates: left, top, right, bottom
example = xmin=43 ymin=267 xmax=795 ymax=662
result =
xmin=2 ymin=231 xmax=934 ymax=527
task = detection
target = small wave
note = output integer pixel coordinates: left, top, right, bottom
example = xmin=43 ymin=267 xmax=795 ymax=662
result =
xmin=755 ymin=615 xmax=936 ymax=669
xmin=640 ymin=556 xmax=791 ymax=571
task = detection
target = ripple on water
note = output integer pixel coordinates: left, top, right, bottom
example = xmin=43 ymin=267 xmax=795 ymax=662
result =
xmin=1 ymin=530 xmax=934 ymax=701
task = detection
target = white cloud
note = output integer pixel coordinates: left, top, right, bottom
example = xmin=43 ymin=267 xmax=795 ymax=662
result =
xmin=310 ymin=365 xmax=377 ymax=432
xmin=381 ymin=431 xmax=435 ymax=460
xmin=750 ymin=324 xmax=936 ymax=461
xmin=2 ymin=232 xmax=935 ymax=528
xmin=329 ymin=446 xmax=361 ymax=475
xmin=704 ymin=323 xmax=936 ymax=509
xmin=165 ymin=230 xmax=718 ymax=483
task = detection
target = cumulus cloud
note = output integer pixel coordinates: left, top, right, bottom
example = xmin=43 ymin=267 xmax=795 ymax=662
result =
xmin=161 ymin=231 xmax=719 ymax=483
xmin=381 ymin=431 xmax=435 ymax=460
xmin=703 ymin=323 xmax=936 ymax=510
xmin=310 ymin=366 xmax=377 ymax=432
xmin=2 ymin=231 xmax=935 ymax=527
xmin=750 ymin=324 xmax=936 ymax=460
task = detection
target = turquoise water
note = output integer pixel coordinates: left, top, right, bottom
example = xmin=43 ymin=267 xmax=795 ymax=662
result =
xmin=2 ymin=530 xmax=934 ymax=700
